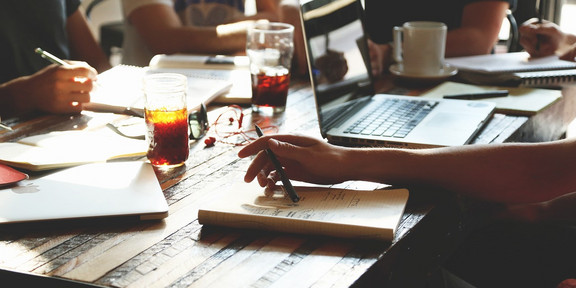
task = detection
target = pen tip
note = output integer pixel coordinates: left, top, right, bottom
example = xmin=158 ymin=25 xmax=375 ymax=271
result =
xmin=34 ymin=48 xmax=43 ymax=54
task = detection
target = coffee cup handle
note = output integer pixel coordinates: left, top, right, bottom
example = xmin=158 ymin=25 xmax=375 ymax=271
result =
xmin=393 ymin=26 xmax=403 ymax=63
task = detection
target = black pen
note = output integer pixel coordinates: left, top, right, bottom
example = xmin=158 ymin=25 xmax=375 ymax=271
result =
xmin=254 ymin=124 xmax=300 ymax=203
xmin=536 ymin=0 xmax=544 ymax=51
xmin=443 ymin=90 xmax=509 ymax=100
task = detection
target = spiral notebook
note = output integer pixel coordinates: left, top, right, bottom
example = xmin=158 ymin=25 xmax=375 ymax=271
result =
xmin=445 ymin=52 xmax=576 ymax=87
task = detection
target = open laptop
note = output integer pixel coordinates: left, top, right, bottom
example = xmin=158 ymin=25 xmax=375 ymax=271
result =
xmin=298 ymin=0 xmax=495 ymax=148
xmin=0 ymin=161 xmax=168 ymax=224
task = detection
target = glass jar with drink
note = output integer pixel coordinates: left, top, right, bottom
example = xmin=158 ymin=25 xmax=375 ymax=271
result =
xmin=246 ymin=22 xmax=294 ymax=114
xmin=143 ymin=73 xmax=189 ymax=168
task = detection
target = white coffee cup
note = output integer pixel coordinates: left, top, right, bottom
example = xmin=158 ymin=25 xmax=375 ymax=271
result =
xmin=393 ymin=21 xmax=447 ymax=76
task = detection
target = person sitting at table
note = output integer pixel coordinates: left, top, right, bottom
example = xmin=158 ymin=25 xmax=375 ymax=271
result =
xmin=366 ymin=0 xmax=511 ymax=76
xmin=0 ymin=0 xmax=111 ymax=118
xmin=237 ymin=133 xmax=576 ymax=287
xmin=519 ymin=18 xmax=576 ymax=61
xmin=120 ymin=0 xmax=307 ymax=75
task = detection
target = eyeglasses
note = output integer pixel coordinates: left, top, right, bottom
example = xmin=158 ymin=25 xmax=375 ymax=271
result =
xmin=107 ymin=102 xmax=210 ymax=141
xmin=188 ymin=102 xmax=209 ymax=140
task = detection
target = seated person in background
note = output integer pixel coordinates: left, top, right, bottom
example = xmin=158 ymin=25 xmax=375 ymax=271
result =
xmin=238 ymin=134 xmax=576 ymax=287
xmin=520 ymin=18 xmax=576 ymax=61
xmin=121 ymin=0 xmax=306 ymax=75
xmin=366 ymin=0 xmax=511 ymax=76
xmin=0 ymin=0 xmax=111 ymax=118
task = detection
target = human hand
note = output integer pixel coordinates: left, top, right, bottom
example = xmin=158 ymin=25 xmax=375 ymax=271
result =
xmin=519 ymin=18 xmax=565 ymax=58
xmin=238 ymin=134 xmax=352 ymax=188
xmin=367 ymin=40 xmax=392 ymax=77
xmin=12 ymin=61 xmax=97 ymax=115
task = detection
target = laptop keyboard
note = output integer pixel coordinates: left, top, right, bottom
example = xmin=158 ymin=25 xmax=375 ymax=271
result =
xmin=343 ymin=98 xmax=438 ymax=138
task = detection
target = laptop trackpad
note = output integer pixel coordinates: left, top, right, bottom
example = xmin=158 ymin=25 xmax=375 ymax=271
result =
xmin=411 ymin=112 xmax=482 ymax=145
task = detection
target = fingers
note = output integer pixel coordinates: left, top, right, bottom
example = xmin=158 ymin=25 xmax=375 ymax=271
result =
xmin=244 ymin=150 xmax=272 ymax=183
xmin=238 ymin=134 xmax=318 ymax=158
xmin=58 ymin=65 xmax=98 ymax=83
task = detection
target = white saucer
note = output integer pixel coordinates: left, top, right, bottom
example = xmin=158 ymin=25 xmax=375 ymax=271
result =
xmin=389 ymin=64 xmax=458 ymax=80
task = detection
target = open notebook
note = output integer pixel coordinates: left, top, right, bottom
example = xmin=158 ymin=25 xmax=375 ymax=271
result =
xmin=0 ymin=162 xmax=168 ymax=224
xmin=86 ymin=64 xmax=233 ymax=116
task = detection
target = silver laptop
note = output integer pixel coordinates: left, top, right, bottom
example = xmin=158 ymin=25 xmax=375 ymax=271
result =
xmin=299 ymin=0 xmax=495 ymax=148
xmin=0 ymin=162 xmax=168 ymax=224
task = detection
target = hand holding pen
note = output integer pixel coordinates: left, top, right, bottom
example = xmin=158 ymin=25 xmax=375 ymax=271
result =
xmin=254 ymin=125 xmax=300 ymax=202
xmin=30 ymin=48 xmax=97 ymax=114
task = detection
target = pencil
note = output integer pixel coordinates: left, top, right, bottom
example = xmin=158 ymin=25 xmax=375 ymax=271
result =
xmin=0 ymin=123 xmax=12 ymax=131
xmin=34 ymin=48 xmax=69 ymax=66
xmin=254 ymin=124 xmax=300 ymax=203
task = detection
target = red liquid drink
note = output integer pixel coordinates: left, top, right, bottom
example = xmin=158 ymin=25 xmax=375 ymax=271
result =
xmin=251 ymin=68 xmax=290 ymax=110
xmin=145 ymin=108 xmax=189 ymax=167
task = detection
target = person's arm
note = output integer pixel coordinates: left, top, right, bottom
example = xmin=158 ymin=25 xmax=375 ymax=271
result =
xmin=0 ymin=63 xmax=97 ymax=117
xmin=238 ymin=135 xmax=576 ymax=204
xmin=66 ymin=8 xmax=111 ymax=73
xmin=445 ymin=1 xmax=509 ymax=57
xmin=127 ymin=4 xmax=264 ymax=56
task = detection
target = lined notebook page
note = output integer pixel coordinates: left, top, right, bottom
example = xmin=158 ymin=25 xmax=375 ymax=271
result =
xmin=198 ymin=182 xmax=409 ymax=241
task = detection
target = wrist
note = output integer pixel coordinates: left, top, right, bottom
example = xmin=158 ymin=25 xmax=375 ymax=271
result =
xmin=344 ymin=147 xmax=413 ymax=184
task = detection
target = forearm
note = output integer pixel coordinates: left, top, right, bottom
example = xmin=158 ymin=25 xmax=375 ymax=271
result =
xmin=140 ymin=23 xmax=249 ymax=55
xmin=347 ymin=140 xmax=576 ymax=204
xmin=445 ymin=29 xmax=498 ymax=57
xmin=66 ymin=10 xmax=111 ymax=73
xmin=445 ymin=1 xmax=508 ymax=57
xmin=0 ymin=78 xmax=34 ymax=118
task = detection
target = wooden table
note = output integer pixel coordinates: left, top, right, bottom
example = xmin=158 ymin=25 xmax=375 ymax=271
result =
xmin=0 ymin=77 xmax=574 ymax=288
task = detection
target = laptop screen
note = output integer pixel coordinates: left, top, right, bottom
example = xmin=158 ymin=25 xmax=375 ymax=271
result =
xmin=300 ymin=0 xmax=375 ymax=136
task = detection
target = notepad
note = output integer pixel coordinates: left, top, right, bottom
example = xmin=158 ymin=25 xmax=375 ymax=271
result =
xmin=446 ymin=52 xmax=576 ymax=73
xmin=420 ymin=81 xmax=562 ymax=116
xmin=445 ymin=52 xmax=576 ymax=87
xmin=198 ymin=182 xmax=409 ymax=241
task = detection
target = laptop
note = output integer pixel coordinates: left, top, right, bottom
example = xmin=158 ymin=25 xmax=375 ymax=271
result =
xmin=0 ymin=161 xmax=168 ymax=224
xmin=298 ymin=0 xmax=495 ymax=148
